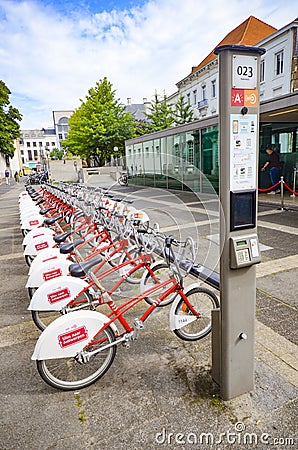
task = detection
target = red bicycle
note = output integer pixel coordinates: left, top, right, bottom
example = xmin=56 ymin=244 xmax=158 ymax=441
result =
xmin=32 ymin=236 xmax=219 ymax=390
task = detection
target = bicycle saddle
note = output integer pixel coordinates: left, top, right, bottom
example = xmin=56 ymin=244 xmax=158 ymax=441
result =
xmin=69 ymin=255 xmax=103 ymax=277
xmin=59 ymin=239 xmax=85 ymax=254
xmin=53 ymin=230 xmax=72 ymax=243
xmin=44 ymin=214 xmax=63 ymax=226
xmin=39 ymin=207 xmax=55 ymax=215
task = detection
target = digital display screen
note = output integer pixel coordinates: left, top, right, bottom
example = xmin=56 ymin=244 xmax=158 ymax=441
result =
xmin=230 ymin=191 xmax=256 ymax=231
xmin=236 ymin=240 xmax=247 ymax=247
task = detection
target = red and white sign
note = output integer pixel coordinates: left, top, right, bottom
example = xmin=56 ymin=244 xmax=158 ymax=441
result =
xmin=47 ymin=287 xmax=71 ymax=304
xmin=43 ymin=268 xmax=62 ymax=281
xmin=29 ymin=219 xmax=39 ymax=226
xmin=58 ymin=326 xmax=88 ymax=348
xmin=35 ymin=241 xmax=50 ymax=251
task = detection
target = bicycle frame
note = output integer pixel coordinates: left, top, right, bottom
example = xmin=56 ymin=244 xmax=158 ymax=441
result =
xmin=82 ymin=274 xmax=200 ymax=356
xmin=28 ymin=244 xmax=154 ymax=313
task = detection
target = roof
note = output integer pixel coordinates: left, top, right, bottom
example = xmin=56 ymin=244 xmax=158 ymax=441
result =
xmin=125 ymin=104 xmax=147 ymax=121
xmin=189 ymin=16 xmax=277 ymax=75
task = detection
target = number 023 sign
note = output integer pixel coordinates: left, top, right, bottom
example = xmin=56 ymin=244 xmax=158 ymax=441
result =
xmin=232 ymin=55 xmax=257 ymax=89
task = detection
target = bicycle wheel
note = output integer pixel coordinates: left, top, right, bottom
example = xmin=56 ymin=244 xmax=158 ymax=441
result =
xmin=141 ymin=262 xmax=177 ymax=306
xmin=36 ymin=325 xmax=116 ymax=390
xmin=118 ymin=176 xmax=127 ymax=186
xmin=173 ymin=286 xmax=219 ymax=341
xmin=25 ymin=254 xmax=35 ymax=267
xmin=28 ymin=286 xmax=38 ymax=299
xmin=118 ymin=247 xmax=150 ymax=285
xmin=31 ymin=290 xmax=94 ymax=331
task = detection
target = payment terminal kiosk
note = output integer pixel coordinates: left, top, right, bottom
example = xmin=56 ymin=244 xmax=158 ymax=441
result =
xmin=229 ymin=190 xmax=261 ymax=269
xmin=212 ymin=44 xmax=265 ymax=400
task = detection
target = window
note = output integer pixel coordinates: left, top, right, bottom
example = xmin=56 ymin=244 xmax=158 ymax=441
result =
xmin=28 ymin=150 xmax=32 ymax=160
xmin=187 ymin=93 xmax=190 ymax=105
xmin=275 ymin=50 xmax=284 ymax=76
xmin=187 ymin=141 xmax=194 ymax=165
xmin=26 ymin=142 xmax=31 ymax=147
xmin=260 ymin=60 xmax=265 ymax=82
xmin=193 ymin=90 xmax=197 ymax=105
xmin=51 ymin=142 xmax=55 ymax=146
xmin=202 ymin=85 xmax=206 ymax=100
xmin=211 ymin=80 xmax=216 ymax=98
xmin=33 ymin=141 xmax=37 ymax=147
xmin=34 ymin=150 xmax=38 ymax=159
xmin=39 ymin=142 xmax=42 ymax=146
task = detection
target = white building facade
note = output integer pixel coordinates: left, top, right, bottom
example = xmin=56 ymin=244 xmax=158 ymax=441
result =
xmin=19 ymin=128 xmax=58 ymax=172
xmin=125 ymin=17 xmax=298 ymax=192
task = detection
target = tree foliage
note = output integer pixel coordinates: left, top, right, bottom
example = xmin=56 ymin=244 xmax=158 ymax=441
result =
xmin=62 ymin=77 xmax=135 ymax=166
xmin=172 ymin=93 xmax=194 ymax=125
xmin=49 ymin=147 xmax=64 ymax=160
xmin=0 ymin=80 xmax=22 ymax=158
xmin=144 ymin=91 xmax=174 ymax=132
xmin=143 ymin=91 xmax=194 ymax=133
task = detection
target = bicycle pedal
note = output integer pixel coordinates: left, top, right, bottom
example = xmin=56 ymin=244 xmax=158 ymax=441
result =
xmin=134 ymin=319 xmax=144 ymax=329
xmin=122 ymin=341 xmax=130 ymax=349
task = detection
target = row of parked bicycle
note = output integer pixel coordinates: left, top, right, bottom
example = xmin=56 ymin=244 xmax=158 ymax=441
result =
xmin=19 ymin=182 xmax=219 ymax=391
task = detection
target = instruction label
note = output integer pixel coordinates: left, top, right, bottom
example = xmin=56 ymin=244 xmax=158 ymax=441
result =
xmin=230 ymin=114 xmax=257 ymax=190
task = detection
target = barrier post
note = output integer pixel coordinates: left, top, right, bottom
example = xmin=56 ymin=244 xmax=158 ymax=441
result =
xmin=280 ymin=176 xmax=285 ymax=210
xmin=290 ymin=167 xmax=297 ymax=198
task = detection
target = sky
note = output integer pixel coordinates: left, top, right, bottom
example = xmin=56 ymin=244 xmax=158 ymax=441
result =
xmin=0 ymin=0 xmax=296 ymax=129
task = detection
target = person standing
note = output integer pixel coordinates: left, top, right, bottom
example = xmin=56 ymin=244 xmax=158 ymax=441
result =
xmin=261 ymin=148 xmax=281 ymax=194
xmin=4 ymin=169 xmax=10 ymax=185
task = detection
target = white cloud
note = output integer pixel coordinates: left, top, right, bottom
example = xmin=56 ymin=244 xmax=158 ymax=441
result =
xmin=0 ymin=0 xmax=296 ymax=128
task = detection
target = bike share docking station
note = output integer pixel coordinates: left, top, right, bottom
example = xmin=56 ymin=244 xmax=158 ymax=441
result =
xmin=211 ymin=45 xmax=265 ymax=400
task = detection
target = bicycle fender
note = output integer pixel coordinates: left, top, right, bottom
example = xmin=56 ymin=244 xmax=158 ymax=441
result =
xmin=28 ymin=276 xmax=89 ymax=311
xmin=19 ymin=204 xmax=40 ymax=214
xmin=26 ymin=259 xmax=72 ymax=288
xmin=169 ymin=283 xmax=202 ymax=331
xmin=23 ymin=235 xmax=55 ymax=256
xmin=28 ymin=249 xmax=68 ymax=276
xmin=20 ymin=209 xmax=40 ymax=220
xmin=23 ymin=227 xmax=55 ymax=247
xmin=31 ymin=310 xmax=118 ymax=360
xmin=21 ymin=215 xmax=45 ymax=230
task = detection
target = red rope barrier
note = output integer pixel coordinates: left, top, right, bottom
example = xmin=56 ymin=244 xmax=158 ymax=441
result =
xmin=258 ymin=179 xmax=298 ymax=195
xmin=283 ymin=182 xmax=298 ymax=196
xmin=258 ymin=180 xmax=281 ymax=192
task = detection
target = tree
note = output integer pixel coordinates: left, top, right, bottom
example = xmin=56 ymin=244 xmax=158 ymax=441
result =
xmin=0 ymin=80 xmax=22 ymax=158
xmin=62 ymin=77 xmax=135 ymax=166
xmin=133 ymin=119 xmax=150 ymax=137
xmin=49 ymin=148 xmax=64 ymax=160
xmin=144 ymin=91 xmax=174 ymax=132
xmin=172 ymin=93 xmax=194 ymax=125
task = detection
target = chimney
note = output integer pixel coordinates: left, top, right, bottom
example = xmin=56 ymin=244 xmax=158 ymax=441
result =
xmin=127 ymin=97 xmax=131 ymax=105
xmin=143 ymin=98 xmax=147 ymax=103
